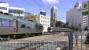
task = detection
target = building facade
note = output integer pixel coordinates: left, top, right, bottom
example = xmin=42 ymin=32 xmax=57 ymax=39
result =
xmin=50 ymin=6 xmax=57 ymax=27
xmin=25 ymin=12 xmax=50 ymax=32
xmin=0 ymin=2 xmax=25 ymax=18
xmin=66 ymin=8 xmax=87 ymax=29
xmin=82 ymin=1 xmax=89 ymax=29
xmin=66 ymin=1 xmax=88 ymax=29
xmin=24 ymin=12 xmax=37 ymax=22
xmin=9 ymin=7 xmax=24 ymax=18
xmin=36 ymin=14 xmax=50 ymax=32
xmin=0 ymin=2 xmax=9 ymax=13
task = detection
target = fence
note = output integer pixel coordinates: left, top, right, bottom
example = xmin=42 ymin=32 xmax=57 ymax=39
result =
xmin=0 ymin=40 xmax=68 ymax=50
xmin=72 ymin=31 xmax=89 ymax=50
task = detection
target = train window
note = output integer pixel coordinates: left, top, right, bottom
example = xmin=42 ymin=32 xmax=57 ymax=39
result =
xmin=0 ymin=19 xmax=13 ymax=27
xmin=39 ymin=25 xmax=43 ymax=29
xmin=35 ymin=23 xmax=43 ymax=30
xmin=27 ymin=26 xmax=31 ymax=28
xmin=0 ymin=7 xmax=7 ymax=10
xmin=21 ymin=24 xmax=26 ymax=28
xmin=2 ymin=19 xmax=9 ymax=26
xmin=9 ymin=20 xmax=13 ymax=27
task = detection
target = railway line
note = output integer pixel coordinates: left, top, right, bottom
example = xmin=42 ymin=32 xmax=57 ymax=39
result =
xmin=0 ymin=33 xmax=43 ymax=41
xmin=0 ymin=32 xmax=68 ymax=42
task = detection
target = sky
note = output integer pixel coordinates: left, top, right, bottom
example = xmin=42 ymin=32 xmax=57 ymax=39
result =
xmin=1 ymin=0 xmax=85 ymax=22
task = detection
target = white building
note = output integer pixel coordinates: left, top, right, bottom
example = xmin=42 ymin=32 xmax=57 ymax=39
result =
xmin=25 ymin=11 xmax=50 ymax=32
xmin=24 ymin=12 xmax=50 ymax=32
xmin=9 ymin=7 xmax=24 ymax=18
xmin=0 ymin=2 xmax=25 ymax=18
xmin=66 ymin=2 xmax=88 ymax=29
xmin=36 ymin=14 xmax=50 ymax=32
xmin=0 ymin=2 xmax=9 ymax=13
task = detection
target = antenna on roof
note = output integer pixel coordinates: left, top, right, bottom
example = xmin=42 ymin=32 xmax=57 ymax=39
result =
xmin=74 ymin=0 xmax=82 ymax=9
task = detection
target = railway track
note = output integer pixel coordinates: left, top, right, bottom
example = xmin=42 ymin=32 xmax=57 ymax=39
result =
xmin=0 ymin=33 xmax=43 ymax=41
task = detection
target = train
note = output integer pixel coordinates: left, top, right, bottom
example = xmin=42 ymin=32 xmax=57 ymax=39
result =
xmin=48 ymin=27 xmax=71 ymax=32
xmin=0 ymin=13 xmax=43 ymax=39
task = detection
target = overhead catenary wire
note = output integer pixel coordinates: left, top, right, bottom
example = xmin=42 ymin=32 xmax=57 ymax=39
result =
xmin=25 ymin=0 xmax=51 ymax=12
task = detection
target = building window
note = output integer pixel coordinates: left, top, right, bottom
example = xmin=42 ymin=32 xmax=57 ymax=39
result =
xmin=17 ymin=10 xmax=23 ymax=14
xmin=9 ymin=9 xmax=23 ymax=14
xmin=0 ymin=7 xmax=7 ymax=10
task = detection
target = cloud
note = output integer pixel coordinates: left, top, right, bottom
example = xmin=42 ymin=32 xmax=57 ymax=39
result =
xmin=42 ymin=0 xmax=59 ymax=5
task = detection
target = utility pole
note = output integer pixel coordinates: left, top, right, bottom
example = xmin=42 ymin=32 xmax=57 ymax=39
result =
xmin=85 ymin=0 xmax=89 ymax=44
xmin=68 ymin=31 xmax=73 ymax=50
xmin=80 ymin=24 xmax=82 ymax=50
xmin=88 ymin=0 xmax=89 ymax=34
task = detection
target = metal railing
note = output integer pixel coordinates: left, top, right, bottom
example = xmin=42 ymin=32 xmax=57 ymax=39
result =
xmin=73 ymin=31 xmax=88 ymax=50
xmin=0 ymin=40 xmax=68 ymax=50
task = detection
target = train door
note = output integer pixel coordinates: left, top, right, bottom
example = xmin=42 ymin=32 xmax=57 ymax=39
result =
xmin=13 ymin=17 xmax=18 ymax=33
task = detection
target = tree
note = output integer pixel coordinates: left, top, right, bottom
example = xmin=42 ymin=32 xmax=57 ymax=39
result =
xmin=75 ymin=27 xmax=79 ymax=31
xmin=69 ymin=25 xmax=78 ymax=31
xmin=56 ymin=21 xmax=64 ymax=27
xmin=63 ymin=22 xmax=69 ymax=28
xmin=65 ymin=22 xmax=69 ymax=28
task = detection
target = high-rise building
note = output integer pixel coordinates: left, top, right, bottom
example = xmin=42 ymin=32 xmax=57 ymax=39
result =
xmin=66 ymin=8 xmax=88 ymax=29
xmin=0 ymin=2 xmax=25 ymax=19
xmin=66 ymin=1 xmax=88 ymax=29
xmin=40 ymin=11 xmax=46 ymax=16
xmin=82 ymin=1 xmax=89 ymax=30
xmin=50 ymin=6 xmax=57 ymax=27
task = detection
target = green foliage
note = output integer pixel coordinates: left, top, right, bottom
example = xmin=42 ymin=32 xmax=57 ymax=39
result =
xmin=69 ymin=26 xmax=79 ymax=31
xmin=84 ymin=3 xmax=87 ymax=8
xmin=56 ymin=21 xmax=64 ymax=27
xmin=82 ymin=10 xmax=89 ymax=15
